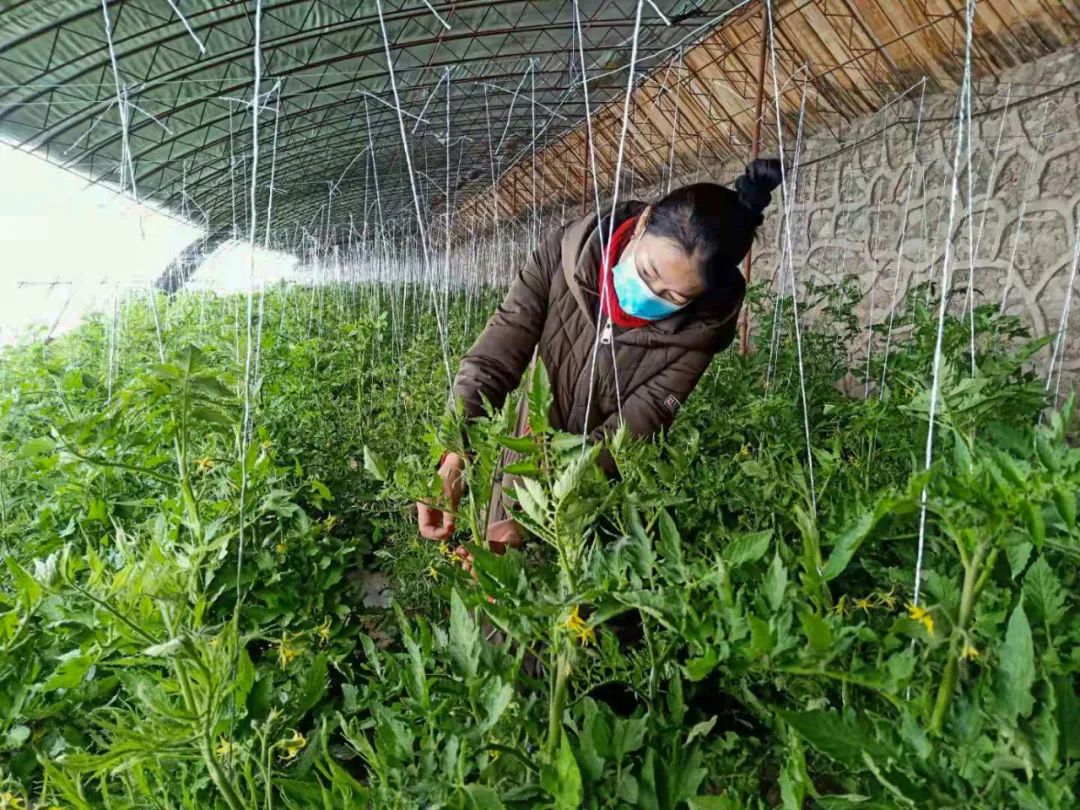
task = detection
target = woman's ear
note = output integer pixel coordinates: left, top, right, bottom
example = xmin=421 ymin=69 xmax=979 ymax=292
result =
xmin=634 ymin=205 xmax=652 ymax=238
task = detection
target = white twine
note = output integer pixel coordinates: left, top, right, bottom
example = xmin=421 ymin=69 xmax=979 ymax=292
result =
xmin=913 ymin=0 xmax=976 ymax=609
xmin=580 ymin=0 xmax=644 ymax=443
xmin=879 ymin=80 xmax=927 ymax=392
xmin=1046 ymin=218 xmax=1080 ymax=405
xmin=765 ymin=0 xmax=817 ymax=510
xmin=165 ymin=0 xmax=207 ymax=53
xmin=1000 ymin=99 xmax=1050 ymax=313
xmin=374 ymin=0 xmax=454 ymax=389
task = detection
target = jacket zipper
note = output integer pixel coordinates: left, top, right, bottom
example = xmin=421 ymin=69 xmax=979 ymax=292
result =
xmin=570 ymin=316 xmax=614 ymax=431
xmin=599 ymin=317 xmax=613 ymax=346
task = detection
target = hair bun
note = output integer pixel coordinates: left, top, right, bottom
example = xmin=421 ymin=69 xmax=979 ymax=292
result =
xmin=734 ymin=157 xmax=783 ymax=215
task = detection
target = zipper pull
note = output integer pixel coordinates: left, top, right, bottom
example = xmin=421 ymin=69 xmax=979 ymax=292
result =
xmin=600 ymin=318 xmax=613 ymax=346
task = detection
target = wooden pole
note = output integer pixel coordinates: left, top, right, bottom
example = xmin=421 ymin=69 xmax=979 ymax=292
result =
xmin=740 ymin=0 xmax=770 ymax=356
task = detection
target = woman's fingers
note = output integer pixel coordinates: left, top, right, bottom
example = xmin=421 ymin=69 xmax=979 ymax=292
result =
xmin=417 ymin=502 xmax=450 ymax=541
xmin=487 ymin=518 xmax=524 ymax=554
xmin=453 ymin=545 xmax=478 ymax=581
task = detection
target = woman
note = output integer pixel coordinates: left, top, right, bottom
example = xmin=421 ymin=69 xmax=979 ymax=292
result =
xmin=418 ymin=158 xmax=783 ymax=560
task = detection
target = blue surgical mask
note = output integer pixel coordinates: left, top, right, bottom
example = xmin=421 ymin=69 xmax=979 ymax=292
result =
xmin=612 ymin=245 xmax=686 ymax=321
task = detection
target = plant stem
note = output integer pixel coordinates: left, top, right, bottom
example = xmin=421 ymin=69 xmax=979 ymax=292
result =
xmin=929 ymin=543 xmax=993 ymax=734
xmin=545 ymin=641 xmax=574 ymax=759
xmin=162 ymin=608 xmax=247 ymax=810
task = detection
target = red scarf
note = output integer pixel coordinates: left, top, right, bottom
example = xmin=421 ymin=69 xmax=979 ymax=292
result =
xmin=599 ymin=215 xmax=650 ymax=329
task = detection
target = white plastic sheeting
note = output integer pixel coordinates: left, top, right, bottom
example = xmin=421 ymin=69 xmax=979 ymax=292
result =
xmin=0 ymin=144 xmax=298 ymax=344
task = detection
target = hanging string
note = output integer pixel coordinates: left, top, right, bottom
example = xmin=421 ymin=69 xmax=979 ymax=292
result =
xmin=765 ymin=68 xmax=809 ymax=393
xmin=580 ymin=0 xmax=645 ymax=442
xmin=913 ymin=0 xmax=976 ymax=609
xmin=1046 ymin=221 xmax=1080 ymax=405
xmin=879 ymin=80 xmax=927 ymax=392
xmin=374 ymin=0 xmax=454 ymax=390
xmin=1000 ymin=99 xmax=1050 ymax=313
xmin=764 ymin=0 xmax=817 ymax=510
xmin=235 ymin=0 xmax=262 ymax=635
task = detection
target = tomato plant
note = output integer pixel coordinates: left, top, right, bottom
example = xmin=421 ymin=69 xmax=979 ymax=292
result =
xmin=0 ymin=283 xmax=1075 ymax=809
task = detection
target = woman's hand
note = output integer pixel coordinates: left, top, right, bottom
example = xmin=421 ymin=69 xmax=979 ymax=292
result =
xmin=417 ymin=452 xmax=466 ymax=541
xmin=454 ymin=518 xmax=524 ymax=577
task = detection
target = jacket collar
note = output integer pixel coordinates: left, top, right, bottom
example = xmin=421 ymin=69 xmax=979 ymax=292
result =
xmin=559 ymin=202 xmax=743 ymax=348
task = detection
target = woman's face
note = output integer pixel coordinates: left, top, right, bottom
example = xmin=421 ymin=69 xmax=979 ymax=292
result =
xmin=618 ymin=206 xmax=706 ymax=307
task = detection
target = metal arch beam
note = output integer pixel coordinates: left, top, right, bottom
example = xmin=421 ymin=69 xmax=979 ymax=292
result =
xmin=50 ymin=15 xmax=667 ymax=186
xmin=122 ymin=49 xmax=610 ymax=198
xmin=0 ymin=0 xmax=518 ymax=107
xmin=3 ymin=0 xmax=590 ymax=145
xmin=156 ymin=81 xmax=593 ymax=222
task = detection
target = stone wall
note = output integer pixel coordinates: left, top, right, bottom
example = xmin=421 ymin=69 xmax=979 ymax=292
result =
xmin=678 ymin=44 xmax=1080 ymax=393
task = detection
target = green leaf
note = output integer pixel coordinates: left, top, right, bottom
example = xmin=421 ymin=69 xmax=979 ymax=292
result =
xmin=1018 ymin=500 xmax=1045 ymax=548
xmin=41 ymin=649 xmax=94 ymax=692
xmin=363 ymin=446 xmax=388 ymax=481
xmin=764 ymin=553 xmax=788 ymax=612
xmin=142 ymin=637 xmax=184 ymax=657
xmin=463 ymin=784 xmax=506 ymax=810
xmin=1052 ymin=485 xmax=1076 ymax=527
xmin=820 ymin=498 xmax=897 ymax=581
xmin=541 ymin=734 xmax=582 ymax=810
xmin=657 ymin=509 xmax=685 ymax=576
xmin=996 ymin=604 xmax=1035 ymax=723
xmin=5 ymin=558 xmax=43 ymax=608
xmin=18 ymin=437 xmax=55 ymax=459
xmin=480 ymin=682 xmax=514 ymax=733
xmin=723 ymin=530 xmax=771 ymax=567
xmin=612 ymin=716 xmax=647 ymax=761
xmin=449 ymin=589 xmax=480 ymax=679
xmin=686 ymin=715 xmax=717 ymax=745
xmin=188 ymin=372 xmax=236 ymax=401
xmin=236 ymin=647 xmax=256 ymax=708
xmin=189 ymin=405 xmax=235 ymax=430
xmin=1005 ymin=536 xmax=1033 ymax=579
xmin=1024 ymin=557 xmax=1066 ymax=625
xmin=295 ymin=652 xmax=328 ymax=714
xmin=5 ymin=725 xmax=30 ymax=748
xmin=685 ymin=649 xmax=718 ymax=682
xmin=798 ymin=610 xmax=833 ymax=655
xmin=497 ymin=435 xmax=536 ymax=454
xmin=779 ymin=710 xmax=882 ymax=768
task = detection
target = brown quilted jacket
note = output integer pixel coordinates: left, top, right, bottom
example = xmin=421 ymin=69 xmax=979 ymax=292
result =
xmin=453 ymin=201 xmax=744 ymax=444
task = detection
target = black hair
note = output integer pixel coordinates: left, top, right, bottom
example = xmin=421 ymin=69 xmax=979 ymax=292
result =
xmin=645 ymin=158 xmax=783 ymax=291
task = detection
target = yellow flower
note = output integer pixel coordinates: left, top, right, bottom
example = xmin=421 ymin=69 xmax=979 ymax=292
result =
xmin=736 ymin=444 xmax=751 ymax=459
xmin=562 ymin=604 xmax=596 ymax=646
xmin=323 ymin=515 xmax=340 ymax=533
xmin=279 ymin=730 xmax=307 ymax=761
xmin=907 ymin=603 xmax=935 ymax=637
xmin=853 ymin=596 xmax=874 ymax=613
xmin=0 ymin=792 xmax=26 ymax=810
xmin=275 ymin=542 xmax=288 ymax=555
xmin=427 ymin=565 xmax=441 ymax=581
xmin=316 ymin=616 xmax=332 ymax=645
xmin=261 ymin=439 xmax=272 ymax=451
xmin=208 ymin=634 xmax=220 ymax=648
xmin=277 ymin=633 xmax=301 ymax=668
xmin=961 ymin=644 xmax=980 ymax=660
xmin=195 ymin=456 xmax=215 ymax=474
xmin=875 ymin=587 xmax=898 ymax=610
xmin=215 ymin=736 xmax=235 ymax=762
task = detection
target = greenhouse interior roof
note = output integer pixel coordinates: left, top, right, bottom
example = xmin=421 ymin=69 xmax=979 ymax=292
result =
xmin=1 ymin=0 xmax=1079 ymax=250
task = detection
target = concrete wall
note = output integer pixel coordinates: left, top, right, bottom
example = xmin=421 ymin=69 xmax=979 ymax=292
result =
xmin=678 ymin=44 xmax=1080 ymax=394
